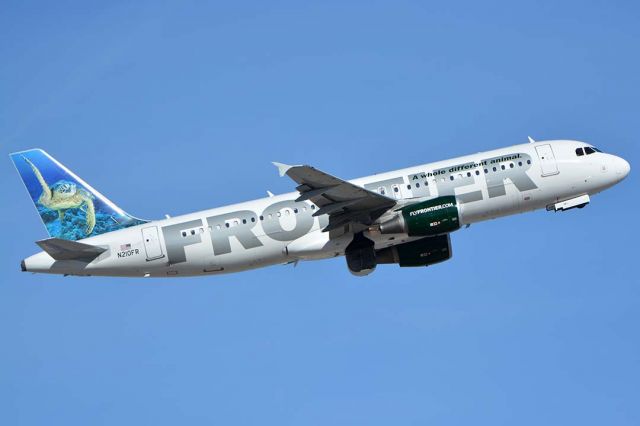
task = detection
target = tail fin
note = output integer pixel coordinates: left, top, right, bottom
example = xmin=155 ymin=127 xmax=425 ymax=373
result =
xmin=10 ymin=149 xmax=148 ymax=241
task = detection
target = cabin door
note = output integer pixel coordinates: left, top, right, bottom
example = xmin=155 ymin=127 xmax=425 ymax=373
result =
xmin=142 ymin=226 xmax=164 ymax=260
xmin=535 ymin=144 xmax=559 ymax=177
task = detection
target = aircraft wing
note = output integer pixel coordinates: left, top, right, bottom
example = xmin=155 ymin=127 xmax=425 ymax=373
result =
xmin=273 ymin=162 xmax=397 ymax=232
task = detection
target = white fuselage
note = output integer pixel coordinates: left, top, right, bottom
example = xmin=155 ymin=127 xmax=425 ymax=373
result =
xmin=22 ymin=140 xmax=630 ymax=277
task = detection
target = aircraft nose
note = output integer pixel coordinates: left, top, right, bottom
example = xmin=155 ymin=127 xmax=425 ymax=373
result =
xmin=614 ymin=156 xmax=631 ymax=180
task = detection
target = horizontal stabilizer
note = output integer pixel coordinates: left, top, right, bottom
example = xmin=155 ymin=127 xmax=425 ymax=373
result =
xmin=36 ymin=238 xmax=106 ymax=261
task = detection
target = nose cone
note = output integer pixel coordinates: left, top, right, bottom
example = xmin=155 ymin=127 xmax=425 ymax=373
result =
xmin=614 ymin=156 xmax=631 ymax=180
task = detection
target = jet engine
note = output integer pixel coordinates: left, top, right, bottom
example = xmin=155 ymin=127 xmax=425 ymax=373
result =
xmin=376 ymin=234 xmax=452 ymax=267
xmin=345 ymin=232 xmax=376 ymax=276
xmin=345 ymin=232 xmax=453 ymax=276
xmin=378 ymin=196 xmax=461 ymax=237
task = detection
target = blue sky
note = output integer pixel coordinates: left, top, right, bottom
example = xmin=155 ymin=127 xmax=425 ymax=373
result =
xmin=1 ymin=1 xmax=638 ymax=424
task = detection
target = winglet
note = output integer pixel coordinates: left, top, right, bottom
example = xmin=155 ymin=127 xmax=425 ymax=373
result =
xmin=272 ymin=162 xmax=293 ymax=177
xmin=528 ymin=136 xmax=536 ymax=143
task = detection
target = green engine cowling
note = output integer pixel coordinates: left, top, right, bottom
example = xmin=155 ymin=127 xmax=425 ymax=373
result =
xmin=379 ymin=196 xmax=460 ymax=236
xmin=376 ymin=234 xmax=452 ymax=267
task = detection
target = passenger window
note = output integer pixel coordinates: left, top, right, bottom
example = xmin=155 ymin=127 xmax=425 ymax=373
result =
xmin=527 ymin=160 xmax=531 ymax=164
xmin=475 ymin=170 xmax=480 ymax=176
xmin=181 ymin=231 xmax=187 ymax=237
xmin=259 ymin=215 xmax=264 ymax=221
xmin=415 ymin=182 xmax=420 ymax=188
xmin=484 ymin=169 xmax=488 ymax=174
xmin=467 ymin=172 xmax=471 ymax=177
xmin=585 ymin=147 xmax=595 ymax=155
xmin=493 ymin=167 xmax=497 ymax=172
xmin=191 ymin=229 xmax=196 ymax=235
xmin=501 ymin=165 xmax=505 ymax=170
xmin=509 ymin=163 xmax=514 ymax=168
xmin=294 ymin=208 xmax=298 ymax=214
xmin=251 ymin=217 xmax=256 ymax=222
xmin=242 ymin=219 xmax=247 ymax=224
xmin=393 ymin=186 xmax=399 ymax=192
xmin=518 ymin=161 xmax=523 ymax=166
xmin=406 ymin=184 xmax=411 ymax=190
xmin=450 ymin=175 xmax=454 ymax=181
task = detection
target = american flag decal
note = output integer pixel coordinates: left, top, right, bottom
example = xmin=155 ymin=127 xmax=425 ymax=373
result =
xmin=120 ymin=243 xmax=131 ymax=251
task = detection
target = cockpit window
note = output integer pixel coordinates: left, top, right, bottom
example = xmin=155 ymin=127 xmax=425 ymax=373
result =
xmin=577 ymin=146 xmax=603 ymax=156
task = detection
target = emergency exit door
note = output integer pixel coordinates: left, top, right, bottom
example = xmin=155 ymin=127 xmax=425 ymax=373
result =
xmin=142 ymin=226 xmax=164 ymax=260
xmin=535 ymin=144 xmax=559 ymax=177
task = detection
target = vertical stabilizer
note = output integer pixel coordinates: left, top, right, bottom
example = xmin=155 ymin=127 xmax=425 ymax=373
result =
xmin=10 ymin=149 xmax=148 ymax=241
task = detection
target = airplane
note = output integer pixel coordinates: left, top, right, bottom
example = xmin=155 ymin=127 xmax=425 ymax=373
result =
xmin=10 ymin=139 xmax=630 ymax=278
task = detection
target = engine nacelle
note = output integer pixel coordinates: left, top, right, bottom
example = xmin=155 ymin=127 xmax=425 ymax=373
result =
xmin=345 ymin=233 xmax=377 ymax=276
xmin=376 ymin=234 xmax=452 ymax=267
xmin=379 ymin=196 xmax=460 ymax=237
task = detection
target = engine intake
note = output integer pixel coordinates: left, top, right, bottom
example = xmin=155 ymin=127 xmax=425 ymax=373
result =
xmin=379 ymin=196 xmax=460 ymax=236
xmin=345 ymin=232 xmax=377 ymax=276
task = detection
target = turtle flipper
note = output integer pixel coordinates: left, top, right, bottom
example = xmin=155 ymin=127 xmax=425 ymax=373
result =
xmin=22 ymin=156 xmax=52 ymax=204
xmin=84 ymin=198 xmax=96 ymax=235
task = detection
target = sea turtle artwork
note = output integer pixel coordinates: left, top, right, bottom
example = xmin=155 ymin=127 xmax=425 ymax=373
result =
xmin=23 ymin=156 xmax=96 ymax=236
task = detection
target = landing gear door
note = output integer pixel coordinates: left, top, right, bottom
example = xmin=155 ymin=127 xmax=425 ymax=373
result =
xmin=535 ymin=144 xmax=559 ymax=177
xmin=142 ymin=226 xmax=164 ymax=260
